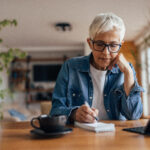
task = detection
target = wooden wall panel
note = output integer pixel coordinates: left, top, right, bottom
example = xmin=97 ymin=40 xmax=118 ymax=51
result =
xmin=120 ymin=41 xmax=141 ymax=85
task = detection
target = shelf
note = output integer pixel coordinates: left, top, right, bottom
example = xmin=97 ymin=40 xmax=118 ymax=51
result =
xmin=13 ymin=57 xmax=68 ymax=62
xmin=10 ymin=78 xmax=26 ymax=82
xmin=10 ymin=56 xmax=62 ymax=105
xmin=25 ymin=88 xmax=54 ymax=92
xmin=26 ymin=100 xmax=52 ymax=104
xmin=12 ymin=68 xmax=30 ymax=72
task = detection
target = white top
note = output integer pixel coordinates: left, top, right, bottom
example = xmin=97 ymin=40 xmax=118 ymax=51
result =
xmin=90 ymin=64 xmax=109 ymax=120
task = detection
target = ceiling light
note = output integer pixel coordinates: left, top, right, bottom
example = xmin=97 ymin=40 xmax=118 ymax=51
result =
xmin=55 ymin=22 xmax=72 ymax=31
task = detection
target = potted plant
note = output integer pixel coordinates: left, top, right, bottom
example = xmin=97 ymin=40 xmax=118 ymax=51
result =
xmin=0 ymin=19 xmax=26 ymax=120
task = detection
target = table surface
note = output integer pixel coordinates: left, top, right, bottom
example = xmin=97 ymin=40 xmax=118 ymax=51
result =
xmin=0 ymin=119 xmax=150 ymax=150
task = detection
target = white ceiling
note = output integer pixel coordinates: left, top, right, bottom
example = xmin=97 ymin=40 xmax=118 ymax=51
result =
xmin=0 ymin=0 xmax=150 ymax=48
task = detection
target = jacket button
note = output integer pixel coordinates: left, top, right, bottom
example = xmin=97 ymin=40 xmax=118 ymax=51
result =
xmin=107 ymin=109 xmax=110 ymax=112
xmin=104 ymin=94 xmax=107 ymax=96
xmin=89 ymin=96 xmax=92 ymax=100
xmin=72 ymin=93 xmax=76 ymax=96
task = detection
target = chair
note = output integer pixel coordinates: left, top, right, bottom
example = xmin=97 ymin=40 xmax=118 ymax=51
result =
xmin=40 ymin=101 xmax=52 ymax=115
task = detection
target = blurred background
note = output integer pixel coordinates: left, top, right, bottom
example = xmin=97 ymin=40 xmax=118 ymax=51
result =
xmin=0 ymin=0 xmax=150 ymax=121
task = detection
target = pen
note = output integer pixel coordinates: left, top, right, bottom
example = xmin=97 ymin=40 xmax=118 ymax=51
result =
xmin=84 ymin=101 xmax=98 ymax=121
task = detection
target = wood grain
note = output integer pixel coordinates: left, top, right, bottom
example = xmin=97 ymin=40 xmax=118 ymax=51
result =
xmin=0 ymin=120 xmax=149 ymax=150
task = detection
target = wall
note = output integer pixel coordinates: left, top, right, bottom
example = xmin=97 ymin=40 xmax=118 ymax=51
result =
xmin=84 ymin=42 xmax=91 ymax=55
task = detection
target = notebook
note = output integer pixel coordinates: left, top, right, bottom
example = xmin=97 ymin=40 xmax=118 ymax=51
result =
xmin=74 ymin=121 xmax=115 ymax=133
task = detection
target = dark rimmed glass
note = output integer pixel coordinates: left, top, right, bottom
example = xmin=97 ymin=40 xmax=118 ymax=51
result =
xmin=90 ymin=39 xmax=121 ymax=53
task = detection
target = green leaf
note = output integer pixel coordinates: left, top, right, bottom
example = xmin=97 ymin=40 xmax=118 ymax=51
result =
xmin=19 ymin=52 xmax=27 ymax=58
xmin=0 ymin=66 xmax=3 ymax=71
xmin=0 ymin=18 xmax=27 ymax=103
xmin=0 ymin=92 xmax=4 ymax=99
xmin=0 ymin=112 xmax=3 ymax=120
xmin=0 ymin=19 xmax=18 ymax=30
xmin=0 ymin=77 xmax=2 ymax=84
xmin=12 ymin=19 xmax=17 ymax=26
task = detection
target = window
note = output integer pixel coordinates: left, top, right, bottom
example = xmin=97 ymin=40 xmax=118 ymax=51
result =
xmin=140 ymin=47 xmax=150 ymax=116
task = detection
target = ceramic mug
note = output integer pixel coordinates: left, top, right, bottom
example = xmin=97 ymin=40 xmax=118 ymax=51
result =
xmin=31 ymin=114 xmax=67 ymax=132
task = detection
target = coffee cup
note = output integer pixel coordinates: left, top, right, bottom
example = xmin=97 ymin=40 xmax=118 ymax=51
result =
xmin=31 ymin=114 xmax=67 ymax=132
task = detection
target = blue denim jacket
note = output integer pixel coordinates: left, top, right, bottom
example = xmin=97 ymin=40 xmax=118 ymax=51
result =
xmin=50 ymin=53 xmax=144 ymax=122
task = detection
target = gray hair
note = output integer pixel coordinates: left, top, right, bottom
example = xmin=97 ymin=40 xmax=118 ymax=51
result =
xmin=89 ymin=12 xmax=126 ymax=41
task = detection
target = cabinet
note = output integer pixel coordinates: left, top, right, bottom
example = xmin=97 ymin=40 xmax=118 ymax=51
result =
xmin=9 ymin=56 xmax=67 ymax=105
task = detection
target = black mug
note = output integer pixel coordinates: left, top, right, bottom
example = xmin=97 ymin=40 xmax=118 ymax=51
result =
xmin=31 ymin=114 xmax=67 ymax=132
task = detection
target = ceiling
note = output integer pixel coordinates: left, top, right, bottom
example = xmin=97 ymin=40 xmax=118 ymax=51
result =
xmin=0 ymin=0 xmax=150 ymax=48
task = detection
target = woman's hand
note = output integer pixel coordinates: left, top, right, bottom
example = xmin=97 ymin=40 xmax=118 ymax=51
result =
xmin=108 ymin=53 xmax=131 ymax=74
xmin=108 ymin=53 xmax=134 ymax=96
xmin=75 ymin=105 xmax=98 ymax=123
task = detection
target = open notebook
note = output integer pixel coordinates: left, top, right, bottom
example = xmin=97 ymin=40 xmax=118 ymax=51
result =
xmin=75 ymin=121 xmax=115 ymax=133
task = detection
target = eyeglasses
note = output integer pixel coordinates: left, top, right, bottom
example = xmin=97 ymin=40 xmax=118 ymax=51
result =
xmin=90 ymin=39 xmax=121 ymax=53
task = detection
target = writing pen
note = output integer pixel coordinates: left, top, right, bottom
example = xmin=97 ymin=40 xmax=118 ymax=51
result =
xmin=84 ymin=101 xmax=98 ymax=121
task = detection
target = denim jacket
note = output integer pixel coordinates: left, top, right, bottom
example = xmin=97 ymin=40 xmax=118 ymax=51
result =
xmin=50 ymin=53 xmax=144 ymax=122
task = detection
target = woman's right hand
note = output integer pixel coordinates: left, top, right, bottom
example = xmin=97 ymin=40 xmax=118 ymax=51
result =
xmin=75 ymin=104 xmax=98 ymax=123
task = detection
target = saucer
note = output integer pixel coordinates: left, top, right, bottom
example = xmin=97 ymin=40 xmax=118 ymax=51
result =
xmin=30 ymin=127 xmax=73 ymax=138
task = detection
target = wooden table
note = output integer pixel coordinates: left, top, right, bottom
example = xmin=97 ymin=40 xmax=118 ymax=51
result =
xmin=0 ymin=119 xmax=150 ymax=150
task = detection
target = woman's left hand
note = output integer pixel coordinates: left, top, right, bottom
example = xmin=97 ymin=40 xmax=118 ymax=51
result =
xmin=108 ymin=53 xmax=134 ymax=96
xmin=108 ymin=53 xmax=132 ymax=74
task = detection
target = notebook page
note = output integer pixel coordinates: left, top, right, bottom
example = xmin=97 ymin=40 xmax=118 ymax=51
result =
xmin=74 ymin=121 xmax=115 ymax=133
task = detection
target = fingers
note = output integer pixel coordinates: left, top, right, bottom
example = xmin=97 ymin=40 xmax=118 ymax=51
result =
xmin=91 ymin=108 xmax=99 ymax=117
xmin=108 ymin=59 xmax=117 ymax=70
xmin=75 ymin=105 xmax=98 ymax=123
xmin=108 ymin=53 xmax=130 ymax=73
xmin=108 ymin=53 xmax=121 ymax=70
xmin=82 ymin=105 xmax=95 ymax=115
xmin=79 ymin=110 xmax=95 ymax=123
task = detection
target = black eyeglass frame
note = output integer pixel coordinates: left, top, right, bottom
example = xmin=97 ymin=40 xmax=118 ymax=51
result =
xmin=90 ymin=39 xmax=122 ymax=53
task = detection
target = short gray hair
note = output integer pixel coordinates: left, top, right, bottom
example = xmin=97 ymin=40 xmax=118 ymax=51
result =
xmin=89 ymin=12 xmax=126 ymax=41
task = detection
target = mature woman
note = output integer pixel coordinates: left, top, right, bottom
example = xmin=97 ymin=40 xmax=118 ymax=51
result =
xmin=50 ymin=12 xmax=144 ymax=123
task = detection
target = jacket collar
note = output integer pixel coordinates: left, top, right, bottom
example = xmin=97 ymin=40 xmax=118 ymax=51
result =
xmin=74 ymin=53 xmax=120 ymax=74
